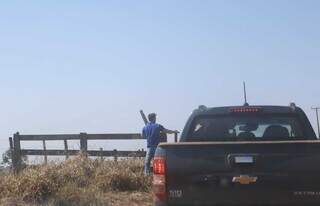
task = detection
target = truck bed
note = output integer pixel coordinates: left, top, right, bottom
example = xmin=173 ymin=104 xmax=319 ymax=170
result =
xmin=158 ymin=141 xmax=320 ymax=205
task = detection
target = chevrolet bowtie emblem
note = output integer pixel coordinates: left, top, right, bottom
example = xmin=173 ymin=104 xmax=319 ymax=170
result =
xmin=232 ymin=175 xmax=258 ymax=185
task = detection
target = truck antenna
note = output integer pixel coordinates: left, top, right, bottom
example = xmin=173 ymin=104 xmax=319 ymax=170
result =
xmin=243 ymin=82 xmax=249 ymax=106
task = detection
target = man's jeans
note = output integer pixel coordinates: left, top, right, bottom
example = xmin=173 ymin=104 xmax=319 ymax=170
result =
xmin=144 ymin=147 xmax=156 ymax=175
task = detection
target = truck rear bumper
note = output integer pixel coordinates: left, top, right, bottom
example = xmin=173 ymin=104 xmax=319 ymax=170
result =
xmin=163 ymin=200 xmax=320 ymax=206
xmin=163 ymin=190 xmax=320 ymax=205
xmin=154 ymin=201 xmax=168 ymax=206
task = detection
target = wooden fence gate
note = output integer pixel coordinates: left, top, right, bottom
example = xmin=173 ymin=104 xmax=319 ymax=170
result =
xmin=9 ymin=132 xmax=178 ymax=171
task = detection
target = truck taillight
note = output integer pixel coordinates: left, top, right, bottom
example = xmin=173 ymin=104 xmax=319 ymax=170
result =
xmin=153 ymin=157 xmax=165 ymax=175
xmin=153 ymin=156 xmax=166 ymax=202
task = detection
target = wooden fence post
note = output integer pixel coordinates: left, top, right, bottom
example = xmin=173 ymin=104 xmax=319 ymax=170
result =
xmin=141 ymin=148 xmax=145 ymax=159
xmin=9 ymin=137 xmax=13 ymax=168
xmin=13 ymin=132 xmax=22 ymax=172
xmin=42 ymin=140 xmax=47 ymax=164
xmin=64 ymin=140 xmax=69 ymax=160
xmin=9 ymin=137 xmax=13 ymax=148
xmin=137 ymin=149 xmax=140 ymax=160
xmin=113 ymin=149 xmax=118 ymax=162
xmin=99 ymin=148 xmax=103 ymax=160
xmin=80 ymin=133 xmax=88 ymax=154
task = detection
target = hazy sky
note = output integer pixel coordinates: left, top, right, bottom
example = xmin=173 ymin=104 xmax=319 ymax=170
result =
xmin=0 ymin=1 xmax=319 ymax=152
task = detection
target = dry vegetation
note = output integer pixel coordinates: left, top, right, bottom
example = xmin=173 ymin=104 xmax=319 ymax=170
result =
xmin=0 ymin=154 xmax=153 ymax=206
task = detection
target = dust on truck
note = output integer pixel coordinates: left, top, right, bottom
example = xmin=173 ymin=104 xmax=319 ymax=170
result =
xmin=152 ymin=104 xmax=320 ymax=206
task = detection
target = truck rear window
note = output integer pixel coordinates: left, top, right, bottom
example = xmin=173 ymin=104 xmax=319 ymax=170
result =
xmin=187 ymin=114 xmax=305 ymax=141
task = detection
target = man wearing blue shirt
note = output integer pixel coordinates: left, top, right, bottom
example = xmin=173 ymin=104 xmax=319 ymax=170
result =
xmin=143 ymin=113 xmax=178 ymax=175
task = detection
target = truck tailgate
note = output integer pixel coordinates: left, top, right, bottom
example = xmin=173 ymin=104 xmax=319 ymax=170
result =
xmin=161 ymin=141 xmax=320 ymax=205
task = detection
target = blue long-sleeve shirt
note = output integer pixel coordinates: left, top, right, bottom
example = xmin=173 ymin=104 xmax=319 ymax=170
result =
xmin=142 ymin=123 xmax=164 ymax=148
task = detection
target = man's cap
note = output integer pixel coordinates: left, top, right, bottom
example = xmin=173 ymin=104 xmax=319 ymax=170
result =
xmin=148 ymin=113 xmax=157 ymax=121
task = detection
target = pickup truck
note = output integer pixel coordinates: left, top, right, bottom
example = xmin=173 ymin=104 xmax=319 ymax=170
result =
xmin=153 ymin=105 xmax=319 ymax=206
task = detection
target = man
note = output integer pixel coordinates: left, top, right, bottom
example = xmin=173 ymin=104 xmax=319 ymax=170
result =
xmin=142 ymin=113 xmax=178 ymax=175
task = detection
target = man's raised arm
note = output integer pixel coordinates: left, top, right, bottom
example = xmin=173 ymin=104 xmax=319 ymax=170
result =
xmin=163 ymin=128 xmax=179 ymax=134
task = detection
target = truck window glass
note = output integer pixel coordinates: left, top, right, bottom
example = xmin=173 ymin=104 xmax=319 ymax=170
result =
xmin=188 ymin=115 xmax=304 ymax=141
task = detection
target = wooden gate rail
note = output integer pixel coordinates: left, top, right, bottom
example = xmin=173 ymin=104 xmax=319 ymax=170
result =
xmin=9 ymin=132 xmax=178 ymax=172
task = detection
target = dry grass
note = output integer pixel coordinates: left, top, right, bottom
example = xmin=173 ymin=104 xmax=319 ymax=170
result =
xmin=0 ymin=154 xmax=152 ymax=206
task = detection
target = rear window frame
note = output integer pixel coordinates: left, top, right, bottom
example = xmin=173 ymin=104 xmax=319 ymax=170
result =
xmin=186 ymin=113 xmax=308 ymax=142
